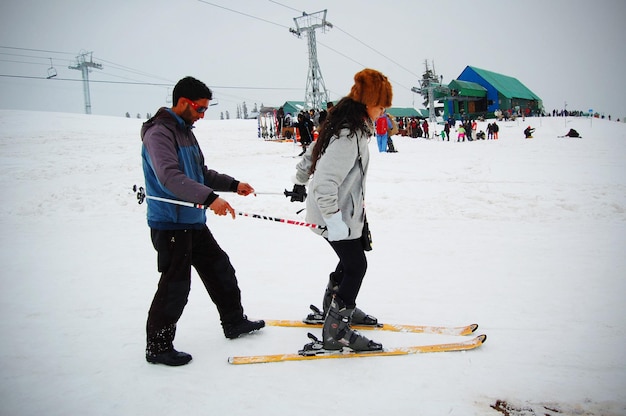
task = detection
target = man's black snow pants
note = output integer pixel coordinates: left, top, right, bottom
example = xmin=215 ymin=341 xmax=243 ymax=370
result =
xmin=146 ymin=225 xmax=244 ymax=355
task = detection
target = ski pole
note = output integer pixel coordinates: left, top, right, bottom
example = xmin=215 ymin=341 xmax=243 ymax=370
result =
xmin=254 ymin=191 xmax=288 ymax=196
xmin=134 ymin=185 xmax=294 ymax=206
xmin=235 ymin=212 xmax=322 ymax=229
xmin=133 ymin=185 xmax=210 ymax=209
xmin=132 ymin=185 xmax=324 ymax=230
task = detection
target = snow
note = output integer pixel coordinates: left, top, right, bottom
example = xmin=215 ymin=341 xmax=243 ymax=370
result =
xmin=1 ymin=110 xmax=625 ymax=415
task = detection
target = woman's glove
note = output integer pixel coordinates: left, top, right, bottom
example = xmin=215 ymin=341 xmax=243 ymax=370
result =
xmin=324 ymin=211 xmax=349 ymax=241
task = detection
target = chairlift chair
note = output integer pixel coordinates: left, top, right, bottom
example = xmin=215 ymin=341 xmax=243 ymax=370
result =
xmin=46 ymin=58 xmax=57 ymax=79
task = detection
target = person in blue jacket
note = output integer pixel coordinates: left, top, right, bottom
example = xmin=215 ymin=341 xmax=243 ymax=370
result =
xmin=141 ymin=76 xmax=264 ymax=366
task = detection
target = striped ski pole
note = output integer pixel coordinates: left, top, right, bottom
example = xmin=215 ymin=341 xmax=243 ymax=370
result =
xmin=235 ymin=211 xmax=322 ymax=229
xmin=132 ymin=185 xmax=323 ymax=230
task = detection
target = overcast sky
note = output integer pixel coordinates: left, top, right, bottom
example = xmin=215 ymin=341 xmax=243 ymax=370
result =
xmin=1 ymin=0 xmax=624 ymax=119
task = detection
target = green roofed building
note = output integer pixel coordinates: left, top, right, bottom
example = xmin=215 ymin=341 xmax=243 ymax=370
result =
xmin=281 ymin=101 xmax=307 ymax=116
xmin=387 ymin=107 xmax=422 ymax=118
xmin=444 ymin=66 xmax=542 ymax=119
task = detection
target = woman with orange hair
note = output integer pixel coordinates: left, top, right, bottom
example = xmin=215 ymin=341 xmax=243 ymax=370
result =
xmin=289 ymin=69 xmax=393 ymax=352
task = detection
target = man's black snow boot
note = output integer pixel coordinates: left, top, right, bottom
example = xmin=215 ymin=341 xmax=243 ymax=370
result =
xmin=146 ymin=349 xmax=192 ymax=366
xmin=223 ymin=316 xmax=265 ymax=339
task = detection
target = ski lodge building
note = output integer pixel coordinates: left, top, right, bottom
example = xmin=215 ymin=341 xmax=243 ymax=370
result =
xmin=442 ymin=66 xmax=542 ymax=120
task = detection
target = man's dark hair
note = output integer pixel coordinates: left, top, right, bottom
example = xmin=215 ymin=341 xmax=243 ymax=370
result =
xmin=173 ymin=76 xmax=213 ymax=106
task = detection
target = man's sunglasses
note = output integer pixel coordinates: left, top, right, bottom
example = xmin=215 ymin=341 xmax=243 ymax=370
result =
xmin=183 ymin=97 xmax=208 ymax=113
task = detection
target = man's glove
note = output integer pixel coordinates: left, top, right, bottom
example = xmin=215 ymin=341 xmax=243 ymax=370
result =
xmin=324 ymin=211 xmax=349 ymax=241
xmin=285 ymin=184 xmax=307 ymax=202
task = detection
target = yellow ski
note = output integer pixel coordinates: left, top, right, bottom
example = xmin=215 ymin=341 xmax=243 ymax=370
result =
xmin=228 ymin=334 xmax=487 ymax=365
xmin=265 ymin=320 xmax=478 ymax=336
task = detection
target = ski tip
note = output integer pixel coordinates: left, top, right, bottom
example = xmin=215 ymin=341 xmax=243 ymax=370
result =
xmin=478 ymin=334 xmax=487 ymax=344
xmin=469 ymin=324 xmax=479 ymax=333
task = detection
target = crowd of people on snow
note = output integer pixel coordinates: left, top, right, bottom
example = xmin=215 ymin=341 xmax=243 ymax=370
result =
xmin=266 ymin=106 xmax=621 ymax=145
xmin=275 ymin=105 xmax=334 ymax=154
xmin=380 ymin=114 xmax=587 ymax=143
xmin=390 ymin=116 xmax=496 ymax=142
xmin=550 ymin=109 xmax=621 ymax=122
xmin=271 ymin=104 xmax=603 ymax=156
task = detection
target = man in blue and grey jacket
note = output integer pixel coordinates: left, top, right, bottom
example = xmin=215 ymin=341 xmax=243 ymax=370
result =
xmin=141 ymin=76 xmax=264 ymax=366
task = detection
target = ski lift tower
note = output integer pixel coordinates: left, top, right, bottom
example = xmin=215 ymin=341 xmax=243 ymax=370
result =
xmin=290 ymin=10 xmax=332 ymax=111
xmin=68 ymin=51 xmax=102 ymax=114
xmin=412 ymin=77 xmax=445 ymax=123
xmin=411 ymin=61 xmax=448 ymax=138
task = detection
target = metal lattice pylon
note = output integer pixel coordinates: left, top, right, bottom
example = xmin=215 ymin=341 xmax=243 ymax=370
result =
xmin=68 ymin=51 xmax=102 ymax=114
xmin=290 ymin=10 xmax=332 ymax=111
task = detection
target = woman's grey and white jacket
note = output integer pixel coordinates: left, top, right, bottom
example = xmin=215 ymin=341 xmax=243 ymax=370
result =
xmin=294 ymin=127 xmax=371 ymax=240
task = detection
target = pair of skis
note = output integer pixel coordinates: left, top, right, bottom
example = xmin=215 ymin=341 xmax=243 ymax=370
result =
xmin=228 ymin=317 xmax=486 ymax=365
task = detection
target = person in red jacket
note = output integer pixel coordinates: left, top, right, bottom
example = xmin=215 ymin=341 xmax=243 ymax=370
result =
xmin=422 ymin=119 xmax=429 ymax=138
xmin=375 ymin=111 xmax=391 ymax=152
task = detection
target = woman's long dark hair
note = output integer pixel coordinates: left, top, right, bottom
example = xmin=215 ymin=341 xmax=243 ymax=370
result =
xmin=309 ymin=97 xmax=371 ymax=174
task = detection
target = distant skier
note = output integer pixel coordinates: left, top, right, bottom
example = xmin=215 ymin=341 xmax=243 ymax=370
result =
xmin=457 ymin=125 xmax=466 ymax=142
xmin=559 ymin=128 xmax=581 ymax=138
xmin=387 ymin=113 xmax=398 ymax=152
xmin=524 ymin=126 xmax=535 ymax=138
xmin=443 ymin=122 xmax=451 ymax=141
xmin=294 ymin=112 xmax=314 ymax=156
xmin=422 ymin=120 xmax=429 ymax=138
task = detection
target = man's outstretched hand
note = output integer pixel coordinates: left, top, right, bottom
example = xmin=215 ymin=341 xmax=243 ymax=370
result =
xmin=210 ymin=197 xmax=236 ymax=219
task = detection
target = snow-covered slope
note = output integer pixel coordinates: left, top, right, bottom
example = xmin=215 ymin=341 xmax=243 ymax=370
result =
xmin=1 ymin=110 xmax=624 ymax=415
